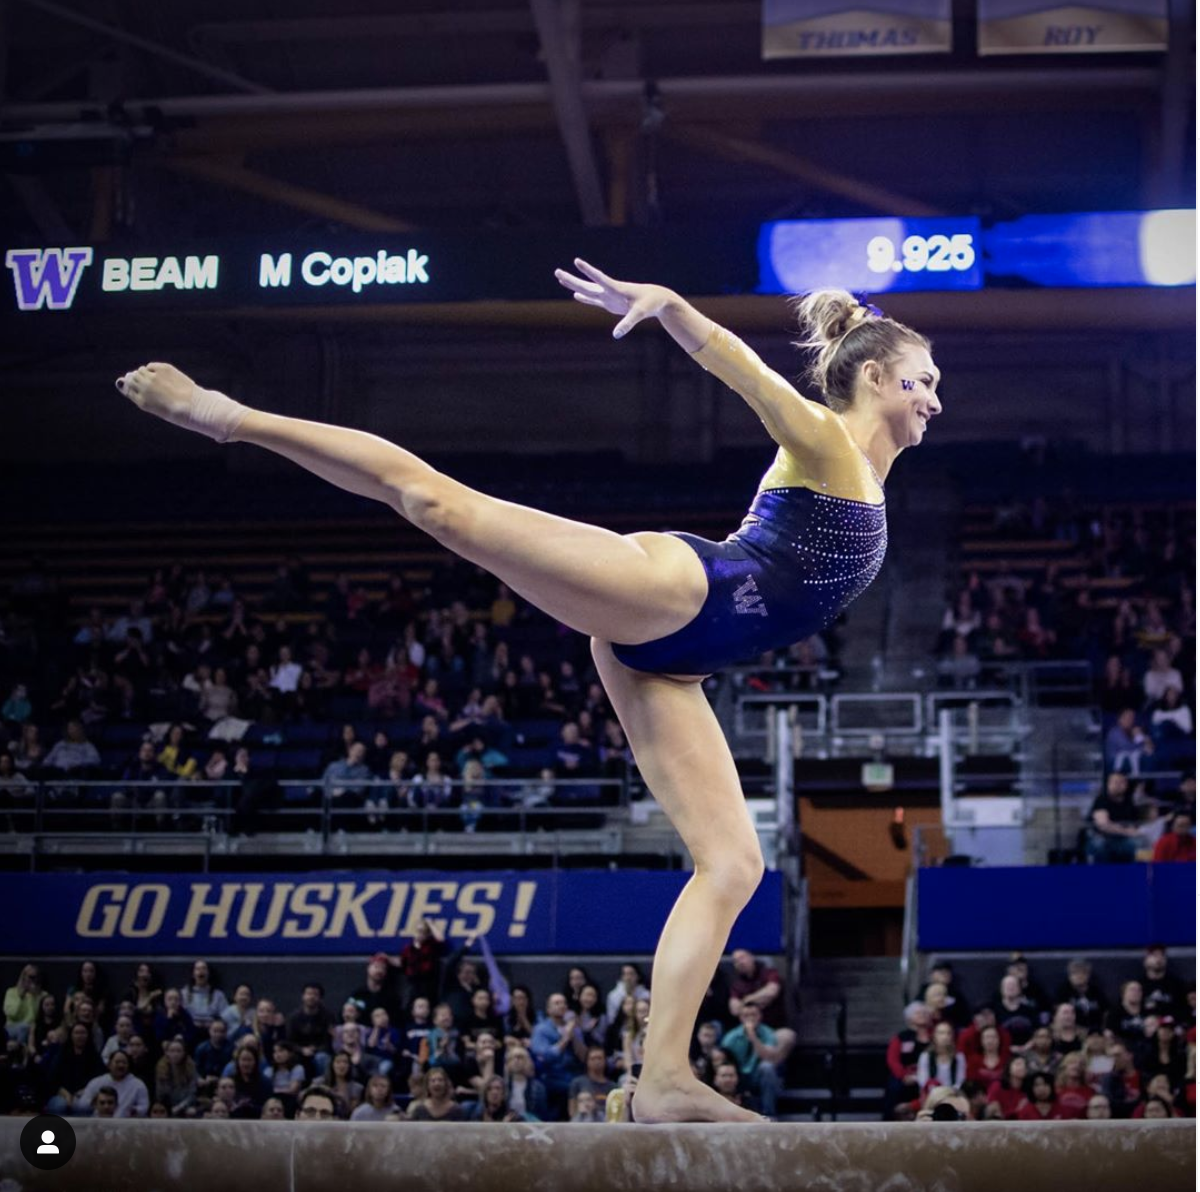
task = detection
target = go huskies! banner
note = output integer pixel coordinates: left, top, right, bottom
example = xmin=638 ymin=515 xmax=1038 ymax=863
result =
xmin=0 ymin=869 xmax=783 ymax=956
xmin=762 ymin=0 xmax=952 ymax=57
xmin=977 ymin=0 xmax=1167 ymax=53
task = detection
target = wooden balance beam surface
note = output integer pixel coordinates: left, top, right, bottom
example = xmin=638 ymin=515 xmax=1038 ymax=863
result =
xmin=1 ymin=1119 xmax=1195 ymax=1192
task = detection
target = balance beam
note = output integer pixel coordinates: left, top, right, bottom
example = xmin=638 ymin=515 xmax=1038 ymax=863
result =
xmin=1 ymin=1119 xmax=1194 ymax=1192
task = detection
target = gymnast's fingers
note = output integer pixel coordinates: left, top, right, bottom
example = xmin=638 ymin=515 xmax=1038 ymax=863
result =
xmin=554 ymin=268 xmax=603 ymax=295
xmin=573 ymin=258 xmax=619 ymax=289
xmin=571 ymin=292 xmax=608 ymax=308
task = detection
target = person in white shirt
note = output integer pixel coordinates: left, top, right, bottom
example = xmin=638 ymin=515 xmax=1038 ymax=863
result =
xmin=76 ymin=1050 xmax=150 ymax=1118
xmin=1143 ymin=649 xmax=1184 ymax=704
xmin=268 ymin=645 xmax=303 ymax=694
xmin=101 ymin=1014 xmax=135 ymax=1061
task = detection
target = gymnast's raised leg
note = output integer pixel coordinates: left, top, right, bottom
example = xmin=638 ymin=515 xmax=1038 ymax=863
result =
xmin=116 ymin=360 xmax=765 ymax=1123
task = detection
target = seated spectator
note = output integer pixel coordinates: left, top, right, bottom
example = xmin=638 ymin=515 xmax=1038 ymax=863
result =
xmin=1139 ymin=1016 xmax=1187 ymax=1090
xmin=78 ymin=1049 xmax=150 ymax=1119
xmin=1083 ymin=1031 xmax=1114 ymax=1089
xmin=1133 ymin=1073 xmax=1182 ymax=1118
xmin=295 ymin=1083 xmax=340 ymax=1121
xmin=728 ymin=950 xmax=796 ymax=1049
xmin=3 ymin=963 xmax=43 ymax=1046
xmin=322 ymin=741 xmax=373 ymax=823
xmin=427 ymin=1003 xmax=466 ymax=1087
xmin=461 ymin=988 xmax=503 ymax=1046
xmin=221 ymin=984 xmax=255 ymax=1036
xmin=364 ymin=1007 xmax=400 ymax=1076
xmin=230 ymin=1044 xmax=273 ymax=1115
xmin=100 ymin=1014 xmax=135 ymax=1063
xmin=182 ymin=960 xmax=229 ymax=1030
xmin=42 ymin=719 xmax=101 ymax=776
xmin=915 ymin=1022 xmax=967 ymax=1093
xmin=287 ymin=983 xmax=334 ymax=1079
xmin=400 ymin=997 xmax=433 ymax=1075
xmin=8 ymin=722 xmax=45 ymax=775
xmin=720 ymin=1004 xmax=786 ymax=1119
xmin=1143 ymin=649 xmax=1185 ymax=706
xmin=1151 ymin=685 xmax=1193 ymax=743
xmin=0 ymin=751 xmax=35 ymax=830
xmin=1086 ymin=1093 xmax=1112 ymax=1119
xmin=463 ymin=1030 xmax=504 ymax=1095
xmin=1049 ymin=1003 xmax=1084 ymax=1057
xmin=328 ymin=1050 xmax=364 ymax=1116
xmin=198 ymin=667 xmax=239 ymax=723
xmin=471 ymin=1074 xmax=529 ymax=1122
xmin=1054 ymin=1051 xmax=1092 ymax=1118
xmin=569 ymin=1088 xmax=605 ymax=1123
xmin=1024 ymin=1025 xmax=1059 ymax=1078
xmin=265 ymin=1040 xmax=305 ymax=1108
xmin=503 ymin=1046 xmax=548 ymax=1121
xmin=148 ymin=1099 xmax=172 ymax=1118
xmin=1017 ymin=1072 xmax=1063 ymax=1120
xmin=112 ymin=740 xmax=174 ymax=827
xmin=570 ymin=985 xmax=608 ymax=1057
xmin=1102 ymin=1041 xmax=1143 ymax=1118
xmin=707 ymin=1060 xmax=746 ymax=1111
xmin=986 ymin=1055 xmax=1029 ymax=1120
xmin=502 ymin=985 xmax=538 ymax=1052
xmin=351 ymin=1074 xmax=396 ymax=1121
xmin=966 ymin=1025 xmax=1007 ymax=1087
xmin=157 ymin=723 xmax=198 ymax=780
xmin=1086 ymin=771 xmax=1145 ymax=863
xmin=29 ymin=992 xmax=65 ymax=1064
xmin=1153 ymin=812 xmax=1196 ymax=863
xmin=124 ymin=1036 xmax=155 ymax=1090
xmin=194 ymin=1018 xmax=235 ymax=1096
xmin=152 ymin=989 xmax=198 ymax=1052
xmin=44 ymin=1022 xmax=105 ymax=1115
xmin=90 ymin=1085 xmax=119 ymax=1119
xmin=605 ymin=963 xmax=650 ymax=1023
xmin=885 ymin=1002 xmax=933 ymax=1117
xmin=1054 ymin=959 xmax=1109 ymax=1033
xmin=1105 ymin=708 xmax=1154 ymax=775
xmin=334 ymin=1022 xmax=370 ymax=1080
xmin=568 ymin=1046 xmax=617 ymax=1119
xmin=958 ymin=1006 xmax=1012 ymax=1066
xmin=241 ymin=997 xmax=286 ymax=1056
xmin=1106 ymin=980 xmax=1146 ymax=1044
xmin=407 ymin=1065 xmax=464 ymax=1121
xmin=1141 ymin=945 xmax=1188 ymax=1017
xmin=530 ymin=993 xmax=583 ymax=1116
xmin=155 ymin=1037 xmax=199 ymax=1117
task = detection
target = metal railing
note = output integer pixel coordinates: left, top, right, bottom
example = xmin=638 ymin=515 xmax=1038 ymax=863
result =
xmin=0 ymin=776 xmax=657 ymax=869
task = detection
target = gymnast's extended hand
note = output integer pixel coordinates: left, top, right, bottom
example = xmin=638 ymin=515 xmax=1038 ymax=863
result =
xmin=115 ymin=362 xmax=248 ymax=443
xmin=554 ymin=258 xmax=711 ymax=350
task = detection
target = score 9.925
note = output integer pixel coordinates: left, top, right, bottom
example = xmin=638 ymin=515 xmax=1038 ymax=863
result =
xmin=867 ymin=233 xmax=977 ymax=275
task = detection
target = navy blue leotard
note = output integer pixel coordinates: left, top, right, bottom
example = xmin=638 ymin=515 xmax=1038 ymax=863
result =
xmin=610 ymin=325 xmax=888 ymax=677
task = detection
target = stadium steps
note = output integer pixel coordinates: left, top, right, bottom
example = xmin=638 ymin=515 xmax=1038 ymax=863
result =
xmin=796 ymin=957 xmax=905 ymax=1046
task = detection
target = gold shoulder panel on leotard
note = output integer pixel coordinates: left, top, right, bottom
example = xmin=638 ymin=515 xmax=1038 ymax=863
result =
xmin=691 ymin=323 xmax=883 ymax=505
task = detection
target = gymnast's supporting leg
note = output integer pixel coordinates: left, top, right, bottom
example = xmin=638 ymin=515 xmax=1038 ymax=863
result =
xmin=115 ymin=364 xmax=708 ymax=649
xmin=592 ymin=640 xmax=767 ymax=1123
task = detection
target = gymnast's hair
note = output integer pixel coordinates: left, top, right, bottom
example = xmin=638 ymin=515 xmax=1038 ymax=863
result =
xmin=792 ymin=290 xmax=929 ymax=414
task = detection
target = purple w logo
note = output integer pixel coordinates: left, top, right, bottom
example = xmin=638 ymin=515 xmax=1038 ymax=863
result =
xmin=5 ymin=246 xmax=94 ymax=311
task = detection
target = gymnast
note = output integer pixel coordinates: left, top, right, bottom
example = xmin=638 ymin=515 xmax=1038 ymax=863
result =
xmin=115 ymin=259 xmax=941 ymax=1123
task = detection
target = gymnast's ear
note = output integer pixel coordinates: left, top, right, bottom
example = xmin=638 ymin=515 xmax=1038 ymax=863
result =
xmin=860 ymin=359 xmax=884 ymax=393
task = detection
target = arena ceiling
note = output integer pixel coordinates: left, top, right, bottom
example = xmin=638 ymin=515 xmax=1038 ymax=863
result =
xmin=1 ymin=0 xmax=1193 ymax=244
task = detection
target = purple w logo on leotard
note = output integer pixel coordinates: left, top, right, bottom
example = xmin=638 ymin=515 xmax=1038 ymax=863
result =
xmin=733 ymin=576 xmax=768 ymax=617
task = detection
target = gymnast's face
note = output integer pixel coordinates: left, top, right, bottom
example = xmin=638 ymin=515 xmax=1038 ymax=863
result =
xmin=869 ymin=342 xmax=941 ymax=448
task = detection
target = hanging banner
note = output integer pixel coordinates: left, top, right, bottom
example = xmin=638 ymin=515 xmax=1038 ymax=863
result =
xmin=762 ymin=0 xmax=952 ymax=57
xmin=977 ymin=0 xmax=1167 ymax=54
xmin=0 ymin=869 xmax=784 ymax=957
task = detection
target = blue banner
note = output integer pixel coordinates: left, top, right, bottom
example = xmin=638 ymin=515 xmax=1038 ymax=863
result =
xmin=0 ymin=870 xmax=783 ymax=957
xmin=918 ymin=864 xmax=1195 ymax=951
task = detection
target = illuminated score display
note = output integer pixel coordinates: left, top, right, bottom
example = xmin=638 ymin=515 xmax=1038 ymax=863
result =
xmin=758 ymin=210 xmax=1196 ymax=295
xmin=757 ymin=217 xmax=985 ymax=295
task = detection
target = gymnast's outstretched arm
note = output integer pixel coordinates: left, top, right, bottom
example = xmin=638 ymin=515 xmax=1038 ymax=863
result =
xmin=555 ymin=259 xmax=842 ymax=461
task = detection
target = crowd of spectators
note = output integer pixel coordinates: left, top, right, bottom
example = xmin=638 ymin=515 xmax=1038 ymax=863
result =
xmin=935 ymin=494 xmax=1195 ymax=862
xmin=0 ymin=939 xmax=797 ymax=1123
xmin=0 ymin=556 xmax=640 ymax=831
xmin=886 ymin=948 xmax=1196 ymax=1122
